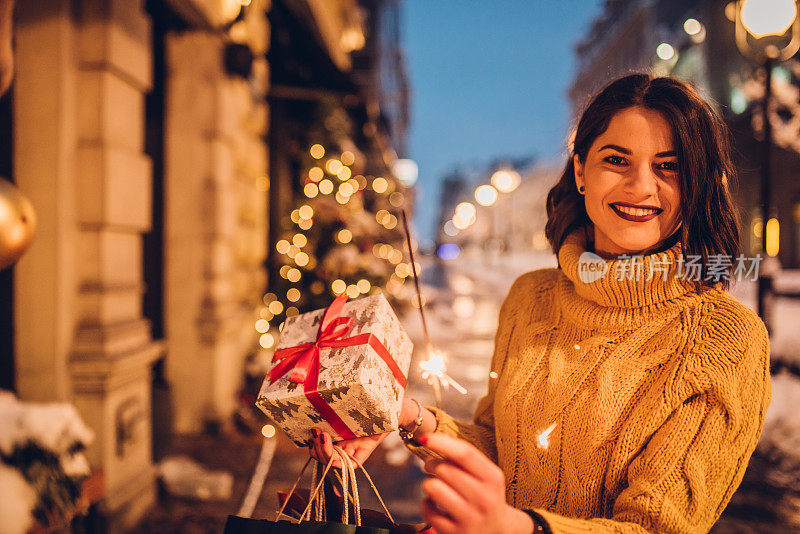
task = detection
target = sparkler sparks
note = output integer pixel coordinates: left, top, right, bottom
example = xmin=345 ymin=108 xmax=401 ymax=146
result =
xmin=536 ymin=422 xmax=558 ymax=450
xmin=419 ymin=350 xmax=468 ymax=395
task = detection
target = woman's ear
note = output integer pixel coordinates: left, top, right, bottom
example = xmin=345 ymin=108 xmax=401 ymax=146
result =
xmin=573 ymin=154 xmax=584 ymax=192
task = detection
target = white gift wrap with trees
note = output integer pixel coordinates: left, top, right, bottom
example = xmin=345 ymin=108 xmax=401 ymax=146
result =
xmin=256 ymin=293 xmax=413 ymax=445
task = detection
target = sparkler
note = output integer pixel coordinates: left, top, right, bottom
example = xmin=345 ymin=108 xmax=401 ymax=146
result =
xmin=400 ymin=209 xmax=467 ymax=407
xmin=536 ymin=422 xmax=558 ymax=450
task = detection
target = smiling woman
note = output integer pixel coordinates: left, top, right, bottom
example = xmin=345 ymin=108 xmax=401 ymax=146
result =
xmin=309 ymin=74 xmax=770 ymax=534
xmin=547 ymin=74 xmax=740 ymax=287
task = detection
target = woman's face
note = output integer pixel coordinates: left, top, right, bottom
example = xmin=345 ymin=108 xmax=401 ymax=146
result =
xmin=574 ymin=106 xmax=682 ymax=257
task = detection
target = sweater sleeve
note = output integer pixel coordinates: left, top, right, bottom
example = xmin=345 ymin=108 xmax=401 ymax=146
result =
xmin=404 ymin=272 xmax=530 ymax=462
xmin=530 ymin=307 xmax=771 ymax=534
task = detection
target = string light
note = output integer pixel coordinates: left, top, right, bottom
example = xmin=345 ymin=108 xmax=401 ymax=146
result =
xmin=287 ymin=268 xmax=301 ymax=282
xmin=295 ymin=252 xmax=310 ymax=266
xmin=395 ymin=263 xmax=410 ymax=278
xmin=263 ymin=293 xmax=276 ymax=304
xmin=357 ymin=279 xmax=371 ymax=293
xmin=331 ymin=279 xmax=346 ymax=294
xmin=335 ymin=193 xmax=349 ymax=204
xmin=346 ymin=284 xmax=360 ymax=298
xmin=337 ymin=229 xmax=353 ymax=243
xmin=326 ymin=159 xmax=343 ymax=174
xmin=319 ymin=179 xmax=334 ymax=195
xmin=304 ymin=183 xmax=319 ymax=198
xmin=376 ymin=210 xmax=390 ymax=224
xmin=372 ymin=177 xmax=388 ymax=193
xmin=259 ymin=333 xmax=275 ymax=349
xmin=276 ymin=240 xmax=290 ymax=254
xmin=347 ymin=177 xmax=361 ymax=191
xmin=298 ymin=218 xmax=313 ymax=230
xmin=339 ymin=182 xmax=355 ymax=196
xmin=310 ymin=144 xmax=325 ymax=159
xmin=255 ymin=319 xmax=269 ymax=333
xmin=388 ymin=249 xmax=403 ymax=264
xmin=298 ymin=205 xmax=314 ymax=219
xmin=292 ymin=234 xmax=307 ymax=247
xmin=341 ymin=151 xmax=355 ymax=165
xmin=309 ymin=167 xmax=324 ymax=182
xmin=290 ymin=210 xmax=301 ymax=223
xmin=311 ymin=281 xmax=325 ymax=294
xmin=389 ymin=192 xmax=404 ymax=207
xmin=268 ymin=301 xmax=284 ymax=314
xmin=279 ymin=265 xmax=291 ymax=278
xmin=287 ymin=245 xmax=300 ymax=258
xmin=287 ymin=288 xmax=301 ymax=302
xmin=337 ymin=167 xmax=352 ymax=181
xmin=286 ymin=307 xmax=299 ymax=317
xmin=261 ymin=424 xmax=277 ymax=438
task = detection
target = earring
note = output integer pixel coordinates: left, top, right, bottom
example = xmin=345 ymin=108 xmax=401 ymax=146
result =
xmin=578 ymin=185 xmax=585 ymax=194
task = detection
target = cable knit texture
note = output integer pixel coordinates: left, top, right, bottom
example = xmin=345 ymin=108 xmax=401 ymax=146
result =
xmin=407 ymin=229 xmax=771 ymax=533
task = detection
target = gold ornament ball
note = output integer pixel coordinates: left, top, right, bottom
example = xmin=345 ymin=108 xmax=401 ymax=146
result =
xmin=0 ymin=177 xmax=37 ymax=270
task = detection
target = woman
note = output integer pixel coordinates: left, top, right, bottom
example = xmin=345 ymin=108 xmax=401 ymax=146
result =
xmin=310 ymin=74 xmax=771 ymax=534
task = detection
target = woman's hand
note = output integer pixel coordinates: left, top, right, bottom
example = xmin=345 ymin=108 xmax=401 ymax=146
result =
xmin=308 ymin=427 xmax=389 ymax=468
xmin=308 ymin=397 xmax=434 ymax=468
xmin=418 ymin=434 xmax=535 ymax=534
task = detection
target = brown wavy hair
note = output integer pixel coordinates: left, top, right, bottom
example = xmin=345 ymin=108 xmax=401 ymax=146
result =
xmin=545 ymin=74 xmax=740 ymax=289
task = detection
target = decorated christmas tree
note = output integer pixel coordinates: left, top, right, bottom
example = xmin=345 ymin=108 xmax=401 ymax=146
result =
xmin=255 ymin=100 xmax=415 ymax=354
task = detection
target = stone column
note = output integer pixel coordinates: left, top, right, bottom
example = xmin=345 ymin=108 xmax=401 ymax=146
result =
xmin=165 ymin=14 xmax=269 ymax=433
xmin=15 ymin=0 xmax=160 ymax=528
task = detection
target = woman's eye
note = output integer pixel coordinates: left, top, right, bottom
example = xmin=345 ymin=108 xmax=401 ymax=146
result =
xmin=656 ymin=161 xmax=679 ymax=172
xmin=604 ymin=155 xmax=626 ymax=166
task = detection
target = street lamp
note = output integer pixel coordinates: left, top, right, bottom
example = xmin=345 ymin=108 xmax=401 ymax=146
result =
xmin=733 ymin=0 xmax=800 ymax=331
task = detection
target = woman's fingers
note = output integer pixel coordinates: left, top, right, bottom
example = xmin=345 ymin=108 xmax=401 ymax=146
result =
xmin=421 ymin=477 xmax=474 ymax=522
xmin=420 ymin=434 xmax=501 ymax=485
xmin=426 ymin=460 xmax=486 ymax=507
xmin=421 ymin=497 xmax=459 ymax=534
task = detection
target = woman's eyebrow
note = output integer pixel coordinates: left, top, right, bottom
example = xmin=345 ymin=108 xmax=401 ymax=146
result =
xmin=599 ymin=144 xmax=630 ymax=154
xmin=599 ymin=144 xmax=677 ymax=158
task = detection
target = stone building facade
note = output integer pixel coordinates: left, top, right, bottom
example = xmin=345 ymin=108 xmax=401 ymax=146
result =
xmin=4 ymin=0 xmax=386 ymax=528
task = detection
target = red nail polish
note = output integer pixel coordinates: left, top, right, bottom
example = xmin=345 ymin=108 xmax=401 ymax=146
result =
xmin=417 ymin=435 xmax=428 ymax=445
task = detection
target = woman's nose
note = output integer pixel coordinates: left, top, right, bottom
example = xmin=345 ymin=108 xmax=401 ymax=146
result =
xmin=625 ymin=163 xmax=658 ymax=196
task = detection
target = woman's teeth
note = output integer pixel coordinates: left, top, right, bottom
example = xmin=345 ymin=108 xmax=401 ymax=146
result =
xmin=613 ymin=205 xmax=659 ymax=216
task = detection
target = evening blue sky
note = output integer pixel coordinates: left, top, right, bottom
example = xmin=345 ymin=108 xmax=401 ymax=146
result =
xmin=404 ymin=0 xmax=603 ymax=244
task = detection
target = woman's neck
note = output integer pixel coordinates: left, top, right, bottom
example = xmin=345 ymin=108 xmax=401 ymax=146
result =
xmin=589 ymin=227 xmax=681 ymax=260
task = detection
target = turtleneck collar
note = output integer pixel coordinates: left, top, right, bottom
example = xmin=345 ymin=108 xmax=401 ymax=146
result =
xmin=557 ymin=227 xmax=704 ymax=309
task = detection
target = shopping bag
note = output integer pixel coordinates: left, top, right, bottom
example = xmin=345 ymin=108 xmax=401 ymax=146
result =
xmin=223 ymin=446 xmax=433 ymax=534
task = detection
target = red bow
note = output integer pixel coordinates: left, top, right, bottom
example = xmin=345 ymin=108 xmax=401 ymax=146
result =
xmin=268 ymin=295 xmax=407 ymax=440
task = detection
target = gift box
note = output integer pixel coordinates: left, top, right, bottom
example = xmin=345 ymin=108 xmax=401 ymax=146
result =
xmin=256 ymin=293 xmax=413 ymax=446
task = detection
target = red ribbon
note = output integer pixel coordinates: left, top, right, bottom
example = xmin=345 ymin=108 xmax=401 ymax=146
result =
xmin=268 ymin=294 xmax=407 ymax=440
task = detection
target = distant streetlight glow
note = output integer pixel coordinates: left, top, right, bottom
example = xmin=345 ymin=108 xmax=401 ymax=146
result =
xmin=656 ymin=43 xmax=676 ymax=60
xmin=455 ymin=202 xmax=476 ymax=220
xmin=741 ymin=0 xmax=797 ymax=38
xmin=490 ymin=169 xmax=521 ymax=193
xmin=475 ymin=184 xmax=498 ymax=206
xmin=443 ymin=220 xmax=459 ymax=236
xmin=392 ymin=159 xmax=419 ymax=186
xmin=766 ymin=217 xmax=780 ymax=256
xmin=683 ymin=18 xmax=702 ymax=35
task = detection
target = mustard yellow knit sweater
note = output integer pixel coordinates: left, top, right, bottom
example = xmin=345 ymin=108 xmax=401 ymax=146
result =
xmin=411 ymin=229 xmax=771 ymax=533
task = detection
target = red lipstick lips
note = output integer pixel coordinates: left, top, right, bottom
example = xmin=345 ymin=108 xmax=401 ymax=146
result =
xmin=610 ymin=202 xmax=663 ymax=222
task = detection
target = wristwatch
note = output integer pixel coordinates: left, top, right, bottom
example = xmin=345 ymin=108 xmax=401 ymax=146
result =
xmin=398 ymin=398 xmax=425 ymax=445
